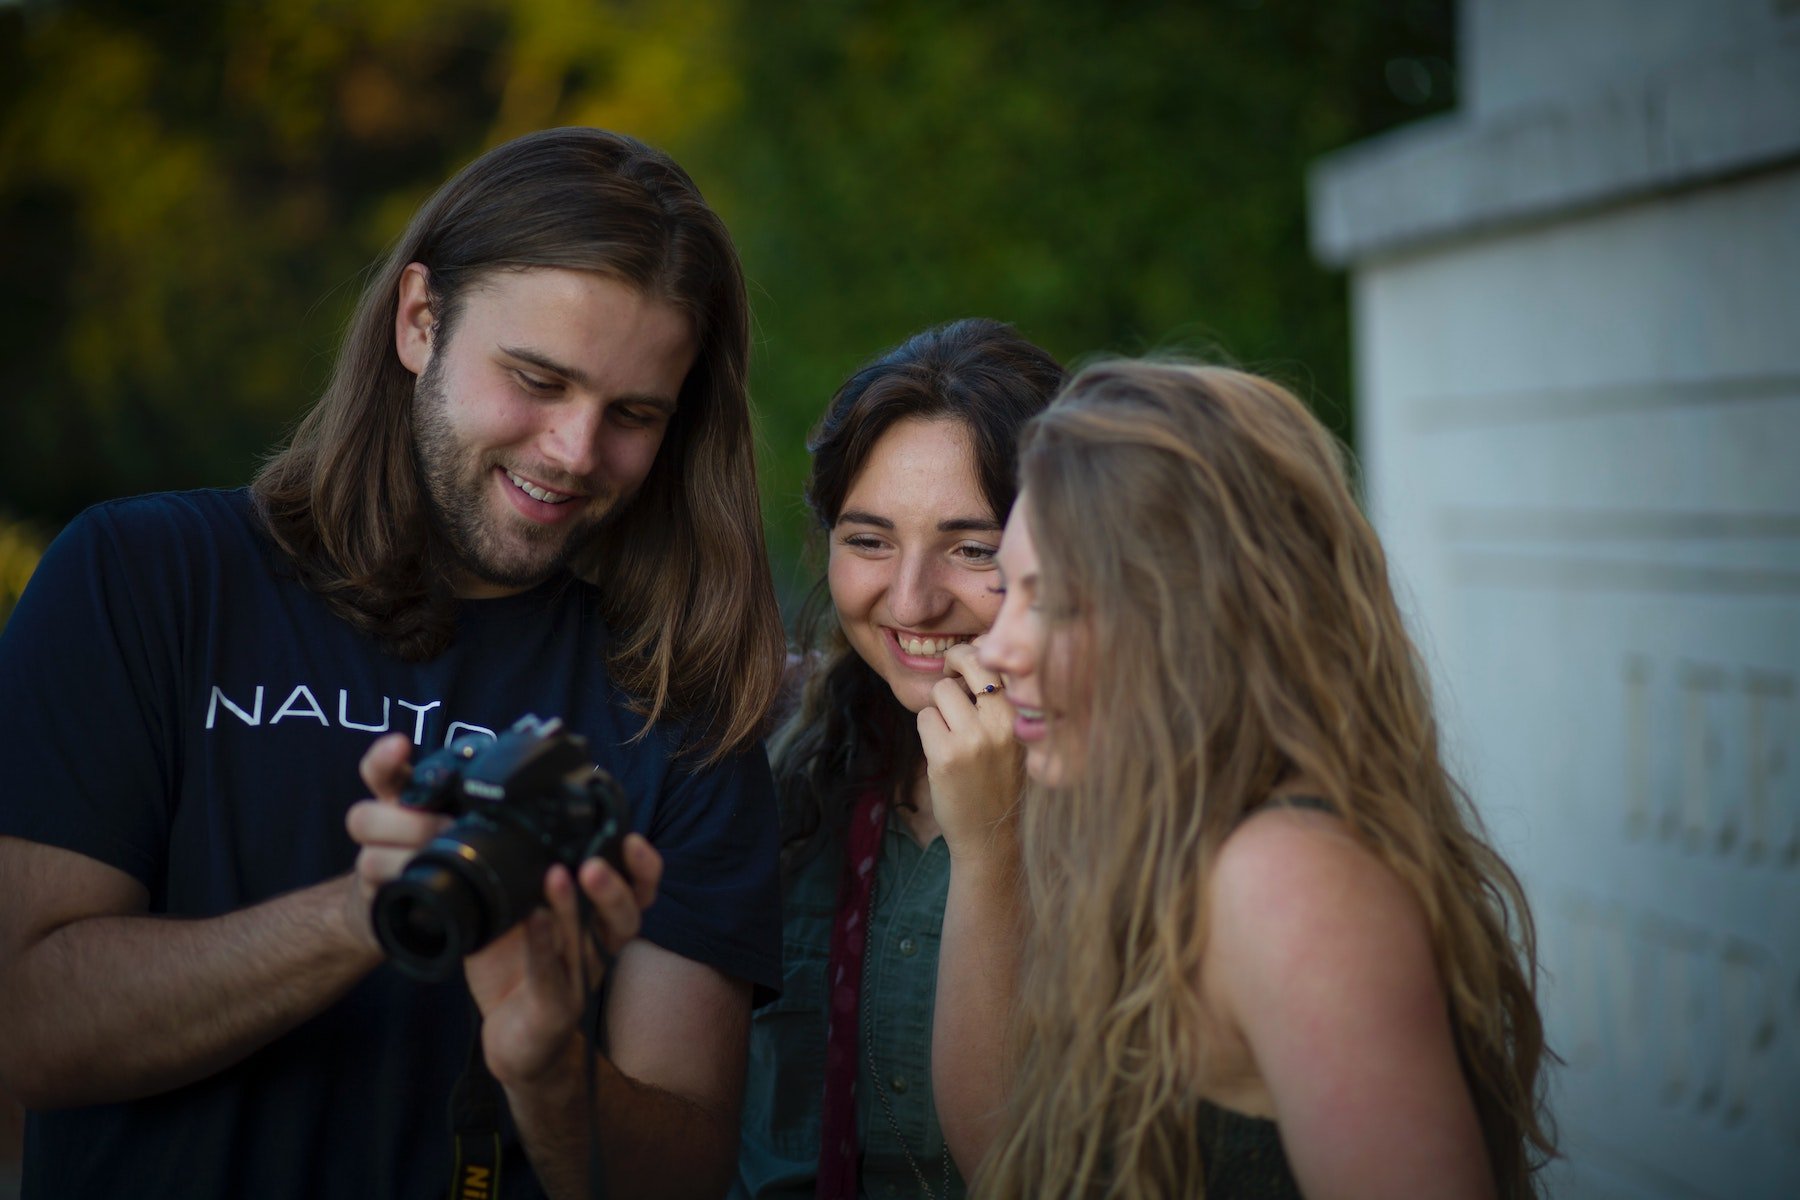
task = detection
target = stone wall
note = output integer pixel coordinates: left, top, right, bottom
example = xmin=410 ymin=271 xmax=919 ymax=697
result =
xmin=1310 ymin=2 xmax=1800 ymax=1195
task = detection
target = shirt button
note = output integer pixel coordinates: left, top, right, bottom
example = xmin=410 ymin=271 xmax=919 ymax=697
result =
xmin=899 ymin=937 xmax=917 ymax=956
xmin=891 ymin=1074 xmax=909 ymax=1093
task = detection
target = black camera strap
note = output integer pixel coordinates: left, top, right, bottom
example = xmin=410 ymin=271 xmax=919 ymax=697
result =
xmin=576 ymin=886 xmax=617 ymax=1200
xmin=440 ymin=889 xmax=620 ymax=1200
xmin=449 ymin=996 xmax=504 ymax=1200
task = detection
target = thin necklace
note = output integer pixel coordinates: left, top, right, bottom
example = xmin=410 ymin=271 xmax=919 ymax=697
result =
xmin=861 ymin=862 xmax=953 ymax=1199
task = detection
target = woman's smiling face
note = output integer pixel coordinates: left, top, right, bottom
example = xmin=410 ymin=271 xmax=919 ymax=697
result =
xmin=827 ymin=417 xmax=1004 ymax=714
xmin=977 ymin=494 xmax=1089 ymax=787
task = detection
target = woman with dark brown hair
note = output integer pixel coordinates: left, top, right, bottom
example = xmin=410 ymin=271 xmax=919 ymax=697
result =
xmin=734 ymin=319 xmax=1063 ymax=1199
xmin=954 ymin=361 xmax=1556 ymax=1197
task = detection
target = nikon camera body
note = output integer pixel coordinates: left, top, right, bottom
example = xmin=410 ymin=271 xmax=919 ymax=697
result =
xmin=371 ymin=715 xmax=631 ymax=982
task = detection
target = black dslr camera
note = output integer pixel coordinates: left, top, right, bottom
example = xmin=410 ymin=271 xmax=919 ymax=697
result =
xmin=372 ymin=715 xmax=632 ymax=982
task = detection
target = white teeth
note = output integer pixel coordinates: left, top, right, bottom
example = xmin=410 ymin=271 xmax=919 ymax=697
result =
xmin=1015 ymin=705 xmax=1045 ymax=721
xmin=506 ymin=470 xmax=573 ymax=504
xmin=897 ymin=634 xmax=967 ymax=657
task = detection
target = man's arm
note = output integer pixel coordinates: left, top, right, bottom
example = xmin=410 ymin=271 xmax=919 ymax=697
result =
xmin=458 ymin=835 xmax=749 ymax=1200
xmin=504 ymin=940 xmax=750 ymax=1200
xmin=0 ymin=837 xmax=382 ymax=1109
xmin=0 ymin=736 xmax=448 ymax=1110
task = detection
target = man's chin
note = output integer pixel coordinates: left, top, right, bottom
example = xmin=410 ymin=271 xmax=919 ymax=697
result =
xmin=443 ymin=512 xmax=612 ymax=597
xmin=449 ymin=545 xmax=572 ymax=599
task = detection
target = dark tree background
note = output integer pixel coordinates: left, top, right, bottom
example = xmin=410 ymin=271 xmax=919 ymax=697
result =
xmin=0 ymin=0 xmax=1456 ymax=622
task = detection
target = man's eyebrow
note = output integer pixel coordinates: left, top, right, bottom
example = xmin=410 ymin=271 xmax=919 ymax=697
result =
xmin=500 ymin=345 xmax=678 ymax=413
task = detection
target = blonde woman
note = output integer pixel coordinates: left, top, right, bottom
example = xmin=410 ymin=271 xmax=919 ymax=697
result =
xmin=944 ymin=362 xmax=1554 ymax=1197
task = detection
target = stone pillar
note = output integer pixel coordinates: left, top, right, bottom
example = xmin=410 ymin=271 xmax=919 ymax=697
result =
xmin=1309 ymin=2 xmax=1800 ymax=1195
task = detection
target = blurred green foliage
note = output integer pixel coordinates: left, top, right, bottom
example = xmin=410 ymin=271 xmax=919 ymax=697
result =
xmin=0 ymin=0 xmax=1454 ymax=618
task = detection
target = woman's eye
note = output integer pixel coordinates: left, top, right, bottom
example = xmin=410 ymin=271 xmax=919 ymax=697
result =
xmin=842 ymin=534 xmax=886 ymax=551
xmin=954 ymin=543 xmax=998 ymax=564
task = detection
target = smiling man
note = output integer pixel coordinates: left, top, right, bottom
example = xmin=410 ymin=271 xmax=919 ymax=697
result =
xmin=0 ymin=128 xmax=786 ymax=1200
xmin=403 ymin=263 xmax=695 ymax=595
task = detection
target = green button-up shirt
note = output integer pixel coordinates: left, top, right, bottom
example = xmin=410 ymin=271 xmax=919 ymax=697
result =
xmin=733 ymin=819 xmax=967 ymax=1200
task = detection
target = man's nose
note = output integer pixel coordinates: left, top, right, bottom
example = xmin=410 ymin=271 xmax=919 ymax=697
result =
xmin=539 ymin=404 xmax=603 ymax=479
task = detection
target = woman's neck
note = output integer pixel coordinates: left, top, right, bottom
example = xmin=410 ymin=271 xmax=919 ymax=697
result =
xmin=894 ymin=763 xmax=942 ymax=847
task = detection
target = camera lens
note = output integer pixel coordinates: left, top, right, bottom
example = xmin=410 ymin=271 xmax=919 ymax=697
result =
xmin=373 ymin=865 xmax=483 ymax=980
xmin=372 ymin=813 xmax=555 ymax=981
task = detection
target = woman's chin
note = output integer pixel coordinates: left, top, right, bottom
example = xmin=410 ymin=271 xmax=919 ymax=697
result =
xmin=887 ymin=678 xmax=935 ymax=715
xmin=1023 ymin=744 xmax=1066 ymax=788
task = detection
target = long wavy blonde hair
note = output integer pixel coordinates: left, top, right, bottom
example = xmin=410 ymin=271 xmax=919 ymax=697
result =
xmin=976 ymin=362 xmax=1554 ymax=1197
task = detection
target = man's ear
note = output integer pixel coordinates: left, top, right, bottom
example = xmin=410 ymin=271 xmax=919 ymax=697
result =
xmin=394 ymin=262 xmax=435 ymax=377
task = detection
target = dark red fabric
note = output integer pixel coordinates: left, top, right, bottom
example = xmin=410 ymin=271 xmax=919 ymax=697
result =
xmin=815 ymin=789 xmax=888 ymax=1200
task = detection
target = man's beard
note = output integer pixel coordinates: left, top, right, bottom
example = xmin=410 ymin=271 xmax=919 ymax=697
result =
xmin=411 ymin=358 xmax=616 ymax=593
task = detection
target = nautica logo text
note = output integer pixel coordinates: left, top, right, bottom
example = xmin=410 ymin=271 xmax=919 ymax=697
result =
xmin=204 ymin=684 xmax=496 ymax=747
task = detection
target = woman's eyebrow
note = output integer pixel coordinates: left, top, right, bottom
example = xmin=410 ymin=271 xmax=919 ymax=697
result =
xmin=833 ymin=512 xmax=1000 ymax=533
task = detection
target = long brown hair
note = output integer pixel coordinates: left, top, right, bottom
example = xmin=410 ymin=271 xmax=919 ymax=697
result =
xmin=769 ymin=318 xmax=1062 ymax=868
xmin=253 ymin=127 xmax=783 ymax=759
xmin=978 ymin=362 xmax=1554 ymax=1196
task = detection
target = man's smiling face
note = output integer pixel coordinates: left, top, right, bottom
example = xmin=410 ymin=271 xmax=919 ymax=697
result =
xmin=399 ymin=264 xmax=697 ymax=597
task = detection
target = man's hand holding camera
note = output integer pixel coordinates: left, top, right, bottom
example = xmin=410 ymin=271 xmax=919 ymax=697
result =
xmin=344 ymin=726 xmax=664 ymax=1088
xmin=466 ymin=835 xmax=660 ymax=1088
xmin=344 ymin=733 xmax=450 ymax=955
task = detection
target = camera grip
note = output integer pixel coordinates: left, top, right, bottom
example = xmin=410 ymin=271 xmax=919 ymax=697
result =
xmin=579 ymin=772 xmax=633 ymax=883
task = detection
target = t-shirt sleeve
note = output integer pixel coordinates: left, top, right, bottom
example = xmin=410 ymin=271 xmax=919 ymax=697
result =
xmin=637 ymin=741 xmax=783 ymax=1003
xmin=0 ymin=503 xmax=179 ymax=891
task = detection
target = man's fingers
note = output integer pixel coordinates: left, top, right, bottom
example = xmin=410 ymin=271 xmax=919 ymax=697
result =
xmin=524 ymin=904 xmax=571 ymax=1000
xmin=576 ymin=857 xmax=642 ymax=953
xmin=359 ymin=733 xmax=415 ymax=800
xmin=543 ymin=862 xmax=580 ymax=929
xmin=354 ymin=846 xmax=416 ymax=886
xmin=543 ymin=864 xmax=615 ymax=993
xmin=620 ymin=834 xmax=662 ymax=912
xmin=344 ymin=798 xmax=448 ymax=850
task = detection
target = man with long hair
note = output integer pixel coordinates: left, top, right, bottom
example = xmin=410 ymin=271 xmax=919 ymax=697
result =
xmin=0 ymin=128 xmax=787 ymax=1198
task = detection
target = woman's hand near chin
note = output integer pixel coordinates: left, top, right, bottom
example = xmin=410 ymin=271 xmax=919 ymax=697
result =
xmin=924 ymin=639 xmax=1027 ymax=1176
xmin=918 ymin=640 xmax=1024 ymax=865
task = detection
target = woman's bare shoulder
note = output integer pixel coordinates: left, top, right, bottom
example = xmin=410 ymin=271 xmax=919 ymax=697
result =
xmin=1204 ymin=802 xmax=1438 ymax=1021
xmin=1202 ymin=804 xmax=1494 ymax=1195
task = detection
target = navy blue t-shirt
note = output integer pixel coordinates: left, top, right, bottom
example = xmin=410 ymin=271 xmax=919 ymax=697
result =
xmin=0 ymin=489 xmax=782 ymax=1199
